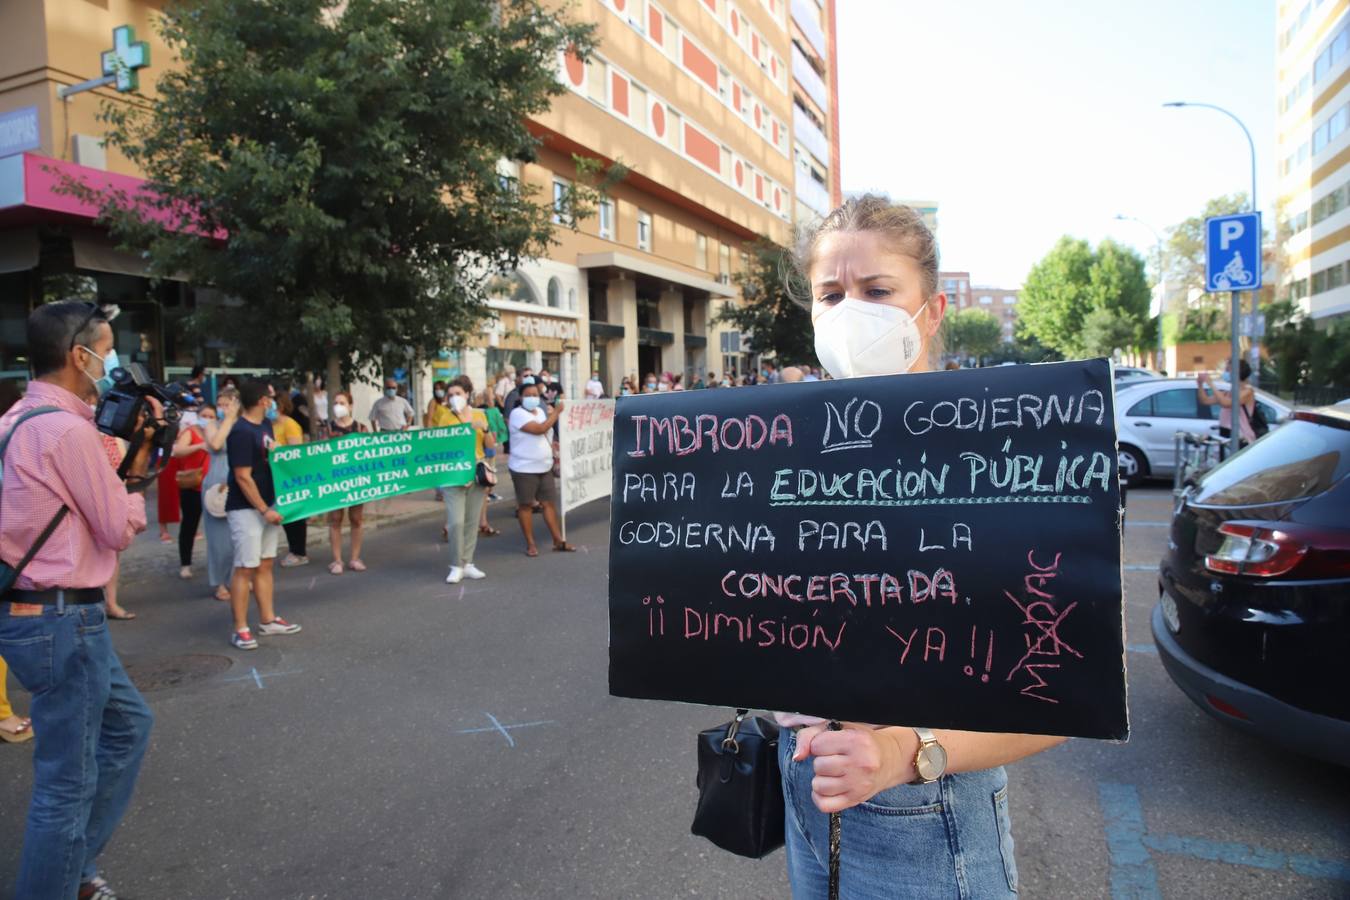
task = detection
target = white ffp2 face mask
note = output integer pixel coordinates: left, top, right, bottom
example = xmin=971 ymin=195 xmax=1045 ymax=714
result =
xmin=812 ymin=297 xmax=929 ymax=380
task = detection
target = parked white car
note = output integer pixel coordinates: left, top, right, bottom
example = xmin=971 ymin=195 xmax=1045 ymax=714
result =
xmin=1114 ymin=378 xmax=1292 ymax=485
xmin=1113 ymin=366 xmax=1159 ymax=381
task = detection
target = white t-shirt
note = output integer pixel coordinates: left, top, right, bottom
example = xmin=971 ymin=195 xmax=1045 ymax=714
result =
xmin=508 ymin=407 xmax=553 ymax=473
xmin=585 ymin=378 xmax=604 ymax=399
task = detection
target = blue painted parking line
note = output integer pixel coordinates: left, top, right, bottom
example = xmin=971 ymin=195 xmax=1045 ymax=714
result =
xmin=1099 ymin=782 xmax=1350 ymax=893
xmin=1099 ymin=782 xmax=1161 ymax=898
xmin=1126 ymin=644 xmax=1157 ymax=655
xmin=1126 ymin=521 xmax=1171 ymax=527
xmin=1123 ymin=565 xmax=1157 ymax=572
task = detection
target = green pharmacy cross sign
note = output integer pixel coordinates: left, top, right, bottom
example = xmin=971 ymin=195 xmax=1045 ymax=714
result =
xmin=101 ymin=25 xmax=150 ymax=93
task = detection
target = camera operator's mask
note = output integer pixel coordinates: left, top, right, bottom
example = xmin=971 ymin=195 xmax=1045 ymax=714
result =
xmin=78 ymin=345 xmax=120 ymax=396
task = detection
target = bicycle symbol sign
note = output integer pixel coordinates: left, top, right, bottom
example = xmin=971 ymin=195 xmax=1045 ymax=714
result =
xmin=1205 ymin=212 xmax=1262 ymax=293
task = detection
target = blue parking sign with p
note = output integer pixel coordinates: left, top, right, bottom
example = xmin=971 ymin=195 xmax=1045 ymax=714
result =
xmin=1205 ymin=212 xmax=1262 ymax=293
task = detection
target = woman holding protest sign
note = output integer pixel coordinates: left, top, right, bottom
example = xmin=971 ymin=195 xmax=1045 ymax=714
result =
xmin=325 ymin=391 xmax=368 ymax=574
xmin=775 ymin=195 xmax=1065 ymax=898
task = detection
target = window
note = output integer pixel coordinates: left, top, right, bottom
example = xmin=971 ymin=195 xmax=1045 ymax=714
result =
xmin=1002 ymin=295 xmax=1017 ymax=305
xmin=630 ymin=83 xmax=648 ymax=131
xmin=979 ymin=295 xmax=993 ymax=305
xmin=547 ymin=277 xmax=563 ymax=308
xmin=637 ymin=210 xmax=652 ymax=252
xmin=552 ymin=178 xmax=570 ymax=225
xmin=1329 ymin=262 xmax=1346 ymax=289
xmin=496 ymin=159 xmax=520 ymax=193
xmin=666 ymin=109 xmax=682 ymax=151
xmin=1126 ymin=397 xmax=1153 ymax=417
xmin=586 ymin=59 xmax=607 ymax=104
xmin=662 ymin=16 xmax=679 ymax=57
xmin=1151 ymin=389 xmax=1200 ymax=419
xmin=696 ymin=233 xmax=708 ymax=270
xmin=598 ymin=199 xmax=614 ymax=239
xmin=719 ymin=243 xmax=731 ymax=283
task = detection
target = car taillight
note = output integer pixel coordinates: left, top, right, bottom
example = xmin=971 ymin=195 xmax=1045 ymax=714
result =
xmin=1205 ymin=523 xmax=1308 ymax=577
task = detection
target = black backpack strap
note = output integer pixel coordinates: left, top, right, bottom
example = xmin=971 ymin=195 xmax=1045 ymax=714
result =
xmin=0 ymin=406 xmax=72 ymax=586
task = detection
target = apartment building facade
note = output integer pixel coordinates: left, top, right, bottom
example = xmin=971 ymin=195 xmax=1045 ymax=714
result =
xmin=1277 ymin=0 xmax=1350 ymax=324
xmin=0 ymin=0 xmax=837 ymax=396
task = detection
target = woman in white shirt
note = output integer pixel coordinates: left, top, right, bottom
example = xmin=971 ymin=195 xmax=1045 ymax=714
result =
xmin=506 ymin=382 xmax=574 ymax=556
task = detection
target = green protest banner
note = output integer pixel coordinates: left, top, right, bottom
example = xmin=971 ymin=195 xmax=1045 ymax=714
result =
xmin=269 ymin=425 xmax=476 ymax=523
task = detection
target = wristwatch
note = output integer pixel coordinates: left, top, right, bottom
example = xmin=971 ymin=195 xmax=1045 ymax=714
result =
xmin=910 ymin=727 xmax=948 ymax=784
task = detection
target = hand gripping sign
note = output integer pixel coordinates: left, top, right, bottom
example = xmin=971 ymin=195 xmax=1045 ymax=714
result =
xmin=607 ymin=359 xmax=1128 ymax=740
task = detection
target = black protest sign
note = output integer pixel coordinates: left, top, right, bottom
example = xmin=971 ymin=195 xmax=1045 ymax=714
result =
xmin=607 ymin=359 xmax=1127 ymax=740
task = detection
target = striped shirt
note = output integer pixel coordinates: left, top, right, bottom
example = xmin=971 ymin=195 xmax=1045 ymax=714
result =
xmin=0 ymin=380 xmax=147 ymax=590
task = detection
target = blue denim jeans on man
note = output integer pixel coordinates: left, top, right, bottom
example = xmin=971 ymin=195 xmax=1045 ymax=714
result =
xmin=779 ymin=729 xmax=1018 ymax=899
xmin=0 ymin=598 xmax=154 ymax=899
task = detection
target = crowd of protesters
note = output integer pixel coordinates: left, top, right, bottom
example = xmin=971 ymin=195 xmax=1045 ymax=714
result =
xmin=0 ymin=358 xmax=816 ymax=646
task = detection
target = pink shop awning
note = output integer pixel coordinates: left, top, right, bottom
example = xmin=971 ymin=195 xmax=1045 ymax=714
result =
xmin=0 ymin=152 xmax=219 ymax=240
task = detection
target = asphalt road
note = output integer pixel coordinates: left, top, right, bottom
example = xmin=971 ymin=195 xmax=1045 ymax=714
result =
xmin=1 ymin=487 xmax=1347 ymax=899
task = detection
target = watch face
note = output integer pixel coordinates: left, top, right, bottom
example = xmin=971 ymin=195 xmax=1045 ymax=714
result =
xmin=918 ymin=744 xmax=948 ymax=781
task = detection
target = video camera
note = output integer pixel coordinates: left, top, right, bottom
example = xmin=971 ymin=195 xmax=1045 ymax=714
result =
xmin=93 ymin=363 xmax=197 ymax=481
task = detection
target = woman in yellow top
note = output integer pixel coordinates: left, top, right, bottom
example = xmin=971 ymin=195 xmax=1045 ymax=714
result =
xmin=1 ymin=656 xmax=33 ymax=743
xmin=432 ymin=375 xmax=497 ymax=585
xmin=272 ymin=390 xmax=310 ymax=568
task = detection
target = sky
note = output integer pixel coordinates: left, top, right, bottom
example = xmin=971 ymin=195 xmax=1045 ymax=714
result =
xmin=835 ymin=0 xmax=1277 ymax=288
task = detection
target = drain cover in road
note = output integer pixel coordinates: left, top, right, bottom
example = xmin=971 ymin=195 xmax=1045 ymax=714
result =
xmin=126 ymin=654 xmax=234 ymax=692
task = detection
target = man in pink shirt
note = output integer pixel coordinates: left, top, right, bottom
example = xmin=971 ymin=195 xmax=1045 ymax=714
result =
xmin=0 ymin=301 xmax=157 ymax=900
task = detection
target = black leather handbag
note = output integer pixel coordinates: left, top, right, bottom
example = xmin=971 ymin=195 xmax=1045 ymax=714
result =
xmin=691 ymin=710 xmax=785 ymax=859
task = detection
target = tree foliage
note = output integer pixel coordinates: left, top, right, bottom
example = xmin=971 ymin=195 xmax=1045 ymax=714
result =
xmin=944 ymin=308 xmax=1001 ymax=362
xmin=73 ymin=0 xmax=597 ymax=381
xmin=1264 ymin=301 xmax=1350 ymax=393
xmin=1018 ymin=237 xmax=1150 ymax=358
xmin=715 ymin=239 xmax=817 ymax=366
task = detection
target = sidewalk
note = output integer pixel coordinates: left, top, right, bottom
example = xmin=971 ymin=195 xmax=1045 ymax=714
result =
xmin=121 ymin=477 xmax=518 ymax=584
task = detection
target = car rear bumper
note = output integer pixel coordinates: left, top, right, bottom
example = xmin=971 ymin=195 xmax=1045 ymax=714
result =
xmin=1151 ymin=604 xmax=1350 ymax=767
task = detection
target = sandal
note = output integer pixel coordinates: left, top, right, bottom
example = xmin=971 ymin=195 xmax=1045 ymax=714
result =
xmin=329 ymin=561 xmax=344 ymax=575
xmin=552 ymin=542 xmax=577 ymax=553
xmin=479 ymin=526 xmax=500 ymax=537
xmin=0 ymin=719 xmax=33 ymax=744
xmin=524 ymin=546 xmax=539 ymax=557
xmin=107 ymin=607 xmax=137 ymax=620
xmin=349 ymin=559 xmax=367 ymax=572
xmin=213 ymin=587 xmax=230 ymax=602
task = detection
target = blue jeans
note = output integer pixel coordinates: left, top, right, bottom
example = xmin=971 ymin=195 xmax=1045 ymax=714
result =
xmin=779 ymin=729 xmax=1018 ymax=898
xmin=0 ymin=600 xmax=154 ymax=899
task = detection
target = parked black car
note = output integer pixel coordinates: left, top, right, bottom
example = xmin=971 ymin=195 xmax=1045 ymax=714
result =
xmin=1153 ymin=405 xmax=1350 ymax=766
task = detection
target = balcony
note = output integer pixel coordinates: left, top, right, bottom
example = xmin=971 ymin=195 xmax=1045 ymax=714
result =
xmin=793 ymin=105 xmax=830 ymax=165
xmin=796 ymin=173 xmax=831 ymax=218
xmin=792 ymin=44 xmax=829 ymax=111
xmin=792 ymin=0 xmax=828 ymax=59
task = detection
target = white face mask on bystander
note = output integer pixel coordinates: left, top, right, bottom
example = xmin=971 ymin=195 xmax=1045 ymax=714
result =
xmin=812 ymin=297 xmax=928 ymax=380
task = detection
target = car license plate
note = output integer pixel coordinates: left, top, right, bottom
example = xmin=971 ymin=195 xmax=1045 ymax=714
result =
xmin=1161 ymin=595 xmax=1181 ymax=634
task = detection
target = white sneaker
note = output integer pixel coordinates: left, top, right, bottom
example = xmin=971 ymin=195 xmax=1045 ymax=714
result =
xmin=463 ymin=564 xmax=486 ymax=580
xmin=445 ymin=566 xmax=463 ymax=584
xmin=256 ymin=616 xmax=301 ymax=636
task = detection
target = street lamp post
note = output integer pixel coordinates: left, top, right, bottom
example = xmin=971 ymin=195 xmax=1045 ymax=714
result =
xmin=1114 ymin=214 xmax=1165 ymax=373
xmin=1164 ymin=101 xmax=1259 ymax=458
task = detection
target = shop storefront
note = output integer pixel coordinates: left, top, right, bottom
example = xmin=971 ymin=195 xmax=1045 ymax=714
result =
xmin=0 ymin=153 xmax=245 ymax=385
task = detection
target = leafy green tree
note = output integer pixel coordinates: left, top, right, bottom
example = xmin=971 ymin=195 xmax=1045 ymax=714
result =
xmin=715 ymin=239 xmax=818 ymax=367
xmin=1019 ymin=237 xmax=1150 ymax=358
xmin=987 ymin=322 xmax=1061 ymax=364
xmin=1079 ymin=307 xmax=1140 ymax=358
xmin=944 ymin=308 xmax=1002 ymax=363
xmin=70 ymin=0 xmax=596 ymax=387
xmin=1163 ymin=193 xmax=1249 ymax=290
xmin=1264 ymin=300 xmax=1350 ymax=393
